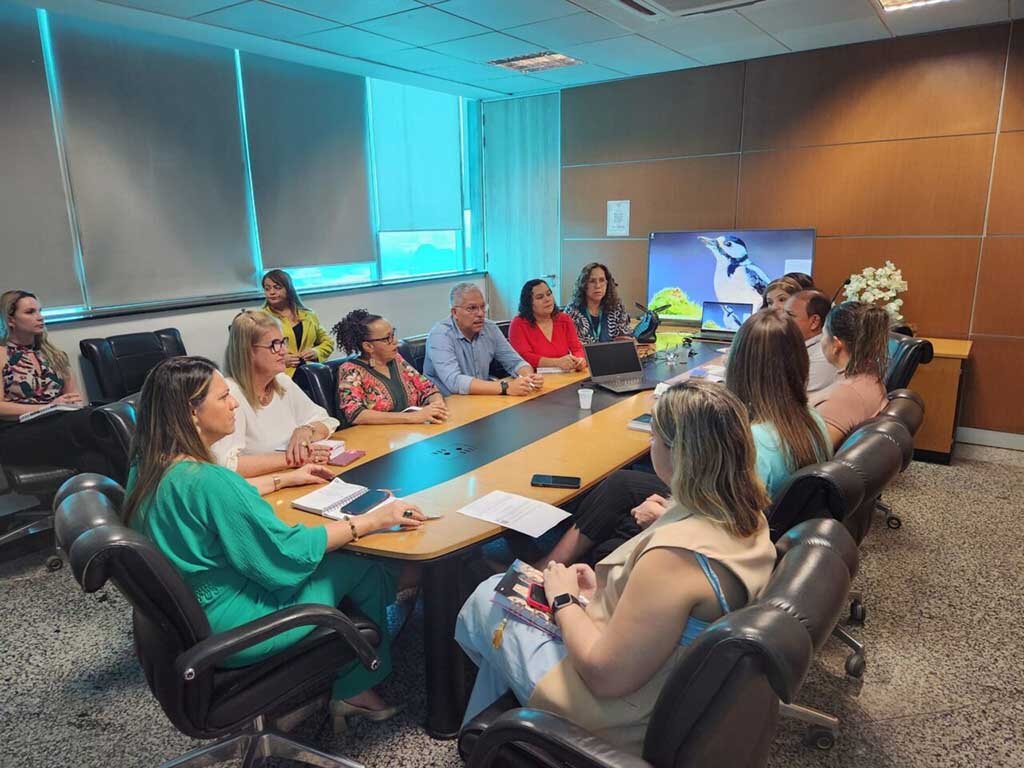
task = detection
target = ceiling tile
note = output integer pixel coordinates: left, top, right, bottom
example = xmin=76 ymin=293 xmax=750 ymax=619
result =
xmin=564 ymin=35 xmax=699 ymax=76
xmin=298 ymin=25 xmax=411 ymax=56
xmin=879 ymin=0 xmax=1010 ymax=35
xmin=472 ymin=75 xmax=554 ymax=94
xmin=529 ymin=62 xmax=625 ymax=86
xmin=356 ymin=6 xmax=489 ymax=46
xmin=429 ymin=32 xmax=543 ymax=63
xmin=645 ymin=11 xmax=788 ymax=65
xmin=272 ymin=0 xmax=421 ymax=24
xmin=195 ymin=1 xmax=338 ymax=38
xmin=426 ymin=61 xmax=511 ymax=80
xmin=739 ymin=0 xmax=890 ymax=51
xmin=439 ymin=0 xmax=579 ymax=29
xmin=509 ymin=12 xmax=631 ymax=50
xmin=106 ymin=0 xmax=234 ymax=18
xmin=377 ymin=46 xmax=458 ymax=71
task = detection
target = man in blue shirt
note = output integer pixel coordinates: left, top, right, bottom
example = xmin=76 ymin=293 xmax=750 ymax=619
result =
xmin=424 ymin=282 xmax=543 ymax=397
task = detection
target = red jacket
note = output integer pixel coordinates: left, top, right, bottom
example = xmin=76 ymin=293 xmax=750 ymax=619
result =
xmin=508 ymin=313 xmax=585 ymax=369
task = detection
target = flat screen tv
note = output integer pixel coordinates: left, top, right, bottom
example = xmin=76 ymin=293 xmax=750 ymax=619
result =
xmin=646 ymin=228 xmax=815 ymax=323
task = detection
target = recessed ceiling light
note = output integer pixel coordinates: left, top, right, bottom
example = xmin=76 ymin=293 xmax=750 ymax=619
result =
xmin=878 ymin=0 xmax=959 ymax=11
xmin=489 ymin=52 xmax=582 ymax=74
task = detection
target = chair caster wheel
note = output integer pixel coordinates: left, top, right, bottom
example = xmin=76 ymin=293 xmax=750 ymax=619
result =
xmin=46 ymin=555 xmax=63 ymax=572
xmin=886 ymin=515 xmax=902 ymax=529
xmin=849 ymin=600 xmax=866 ymax=624
xmin=846 ymin=653 xmax=866 ymax=678
xmin=805 ymin=726 xmax=836 ymax=750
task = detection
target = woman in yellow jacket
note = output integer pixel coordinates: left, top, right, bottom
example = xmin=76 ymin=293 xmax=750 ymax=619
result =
xmin=259 ymin=269 xmax=334 ymax=377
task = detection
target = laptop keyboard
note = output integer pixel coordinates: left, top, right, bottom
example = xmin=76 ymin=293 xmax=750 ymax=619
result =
xmin=609 ymin=376 xmax=643 ymax=389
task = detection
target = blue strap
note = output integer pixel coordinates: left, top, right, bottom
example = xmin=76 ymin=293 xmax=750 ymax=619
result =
xmin=693 ymin=552 xmax=731 ymax=614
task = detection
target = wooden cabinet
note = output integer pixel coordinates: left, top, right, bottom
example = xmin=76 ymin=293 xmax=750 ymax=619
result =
xmin=910 ymin=338 xmax=972 ymax=463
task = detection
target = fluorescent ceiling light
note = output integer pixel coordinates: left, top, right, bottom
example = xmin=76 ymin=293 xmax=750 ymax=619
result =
xmin=878 ymin=0 xmax=959 ymax=11
xmin=489 ymin=52 xmax=582 ymax=73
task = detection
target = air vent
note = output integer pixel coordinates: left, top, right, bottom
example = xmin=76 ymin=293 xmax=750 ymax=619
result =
xmin=610 ymin=0 xmax=768 ymax=18
xmin=489 ymin=52 xmax=583 ymax=73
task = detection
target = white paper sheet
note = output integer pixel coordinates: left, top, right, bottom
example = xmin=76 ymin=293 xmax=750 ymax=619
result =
xmin=606 ymin=200 xmax=630 ymax=236
xmin=536 ymin=367 xmax=568 ymax=374
xmin=458 ymin=491 xmax=570 ymax=537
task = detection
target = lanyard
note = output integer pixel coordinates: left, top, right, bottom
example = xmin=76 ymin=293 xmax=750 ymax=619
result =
xmin=587 ymin=310 xmax=604 ymax=339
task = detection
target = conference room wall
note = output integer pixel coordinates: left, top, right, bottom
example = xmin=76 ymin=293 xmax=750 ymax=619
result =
xmin=45 ymin=275 xmax=483 ymax=401
xmin=558 ymin=22 xmax=1024 ymax=437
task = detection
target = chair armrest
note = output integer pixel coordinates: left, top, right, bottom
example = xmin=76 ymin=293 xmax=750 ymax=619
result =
xmin=468 ymin=708 xmax=651 ymax=768
xmin=175 ymin=603 xmax=379 ymax=682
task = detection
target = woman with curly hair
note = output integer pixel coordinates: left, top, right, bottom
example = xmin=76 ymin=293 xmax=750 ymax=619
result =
xmin=563 ymin=263 xmax=632 ymax=345
xmin=333 ymin=309 xmax=448 ymax=427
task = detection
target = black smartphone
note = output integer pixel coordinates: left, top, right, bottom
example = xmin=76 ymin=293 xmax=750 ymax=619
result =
xmin=531 ymin=474 xmax=582 ymax=489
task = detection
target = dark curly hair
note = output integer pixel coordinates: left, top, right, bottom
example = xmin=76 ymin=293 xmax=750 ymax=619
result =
xmin=517 ymin=279 xmax=560 ymax=324
xmin=332 ymin=309 xmax=383 ymax=356
xmin=570 ymin=262 xmax=620 ymax=314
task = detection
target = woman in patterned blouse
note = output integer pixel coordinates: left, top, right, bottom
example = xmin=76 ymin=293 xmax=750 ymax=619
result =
xmin=333 ymin=310 xmax=448 ymax=427
xmin=563 ymin=263 xmax=633 ymax=345
xmin=0 ymin=290 xmax=110 ymax=474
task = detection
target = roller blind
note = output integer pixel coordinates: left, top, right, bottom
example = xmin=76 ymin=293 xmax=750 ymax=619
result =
xmin=241 ymin=53 xmax=375 ymax=267
xmin=0 ymin=5 xmax=82 ymax=308
xmin=50 ymin=14 xmax=254 ymax=308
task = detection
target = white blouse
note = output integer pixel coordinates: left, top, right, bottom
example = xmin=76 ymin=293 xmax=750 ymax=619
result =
xmin=212 ymin=373 xmax=340 ymax=470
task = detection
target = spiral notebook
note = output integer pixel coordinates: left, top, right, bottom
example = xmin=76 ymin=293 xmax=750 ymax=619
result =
xmin=291 ymin=478 xmax=388 ymax=520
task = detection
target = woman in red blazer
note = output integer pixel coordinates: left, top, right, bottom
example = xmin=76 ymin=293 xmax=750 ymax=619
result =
xmin=508 ymin=279 xmax=587 ymax=372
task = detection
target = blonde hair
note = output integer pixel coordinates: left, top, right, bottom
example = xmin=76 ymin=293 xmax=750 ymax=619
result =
xmin=225 ymin=310 xmax=284 ymax=408
xmin=651 ymin=381 xmax=769 ymax=538
xmin=1 ymin=290 xmax=71 ymax=375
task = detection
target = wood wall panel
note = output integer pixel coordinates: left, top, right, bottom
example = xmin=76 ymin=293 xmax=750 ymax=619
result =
xmin=971 ymin=237 xmax=1024 ymax=336
xmin=1001 ymin=24 xmax=1024 ymax=131
xmin=561 ymin=64 xmax=744 ymax=166
xmin=961 ymin=336 xmax=1024 ymax=432
xmin=737 ymin=134 xmax=994 ymax=236
xmin=560 ymin=239 xmax=649 ymax=309
xmin=742 ymin=25 xmax=1008 ymax=150
xmin=986 ymin=130 xmax=1024 ymax=234
xmin=813 ymin=238 xmax=980 ymax=339
xmin=561 ymin=154 xmax=738 ymax=239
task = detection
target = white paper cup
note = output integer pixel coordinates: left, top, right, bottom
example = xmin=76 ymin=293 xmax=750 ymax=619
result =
xmin=578 ymin=388 xmax=594 ymax=410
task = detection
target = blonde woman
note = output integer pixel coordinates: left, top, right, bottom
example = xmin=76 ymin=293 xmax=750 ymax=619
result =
xmin=456 ymin=382 xmax=775 ymax=754
xmin=760 ymin=276 xmax=802 ymax=315
xmin=260 ymin=269 xmax=334 ymax=377
xmin=211 ymin=311 xmax=339 ymax=495
xmin=0 ymin=290 xmax=110 ymax=474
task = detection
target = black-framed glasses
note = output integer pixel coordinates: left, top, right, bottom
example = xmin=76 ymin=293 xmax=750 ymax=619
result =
xmin=252 ymin=338 xmax=287 ymax=353
xmin=366 ymin=331 xmax=397 ymax=344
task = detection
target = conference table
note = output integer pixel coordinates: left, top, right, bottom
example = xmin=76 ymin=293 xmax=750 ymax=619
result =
xmin=267 ymin=340 xmax=725 ymax=738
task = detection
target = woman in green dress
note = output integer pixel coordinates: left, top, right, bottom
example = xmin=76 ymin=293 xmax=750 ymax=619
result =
xmin=124 ymin=356 xmax=426 ymax=733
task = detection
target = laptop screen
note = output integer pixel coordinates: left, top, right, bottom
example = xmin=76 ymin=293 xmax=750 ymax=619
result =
xmin=700 ymin=302 xmax=754 ymax=333
xmin=584 ymin=341 xmax=642 ymax=378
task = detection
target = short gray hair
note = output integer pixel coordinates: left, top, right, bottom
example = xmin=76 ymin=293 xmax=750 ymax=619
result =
xmin=449 ymin=281 xmax=482 ymax=308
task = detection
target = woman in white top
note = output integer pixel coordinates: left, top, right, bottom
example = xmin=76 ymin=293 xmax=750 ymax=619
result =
xmin=212 ymin=310 xmax=339 ymax=495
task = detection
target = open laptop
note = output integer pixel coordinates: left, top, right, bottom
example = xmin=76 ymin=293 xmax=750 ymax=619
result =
xmin=582 ymin=340 xmax=657 ymax=394
xmin=690 ymin=301 xmax=754 ymax=342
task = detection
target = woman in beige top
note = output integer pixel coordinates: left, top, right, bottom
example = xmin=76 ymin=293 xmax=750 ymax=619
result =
xmin=455 ymin=381 xmax=776 ymax=754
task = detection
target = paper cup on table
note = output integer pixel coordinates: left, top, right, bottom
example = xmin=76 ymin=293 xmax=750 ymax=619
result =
xmin=578 ymin=388 xmax=594 ymax=410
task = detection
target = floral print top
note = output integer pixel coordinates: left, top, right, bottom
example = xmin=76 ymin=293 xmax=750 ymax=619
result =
xmin=336 ymin=354 xmax=440 ymax=427
xmin=3 ymin=342 xmax=64 ymax=405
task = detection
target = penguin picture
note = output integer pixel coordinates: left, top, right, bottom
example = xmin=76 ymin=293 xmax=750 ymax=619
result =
xmin=698 ymin=235 xmax=770 ymax=309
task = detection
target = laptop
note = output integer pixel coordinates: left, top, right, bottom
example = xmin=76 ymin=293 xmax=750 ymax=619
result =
xmin=582 ymin=340 xmax=657 ymax=394
xmin=690 ymin=301 xmax=754 ymax=342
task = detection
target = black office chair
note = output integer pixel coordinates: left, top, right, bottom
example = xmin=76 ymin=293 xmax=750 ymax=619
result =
xmin=90 ymin=400 xmax=137 ymax=485
xmin=0 ymin=463 xmax=76 ymax=571
xmin=459 ymin=519 xmax=856 ymax=765
xmin=880 ymin=388 xmax=925 ymax=437
xmin=80 ymin=328 xmax=186 ymax=402
xmin=292 ymin=357 xmax=352 ymax=422
xmin=396 ymin=335 xmax=429 ymax=374
xmin=885 ymin=334 xmax=933 ymax=392
xmin=495 ymin=320 xmax=511 ymax=339
xmin=53 ymin=476 xmax=383 ymax=768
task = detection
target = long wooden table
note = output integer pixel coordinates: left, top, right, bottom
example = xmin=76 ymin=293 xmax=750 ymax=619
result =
xmin=266 ymin=343 xmax=723 ymax=737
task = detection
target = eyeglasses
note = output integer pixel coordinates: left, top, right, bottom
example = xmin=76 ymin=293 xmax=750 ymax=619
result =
xmin=366 ymin=331 xmax=397 ymax=344
xmin=252 ymin=338 xmax=287 ymax=353
xmin=457 ymin=303 xmax=487 ymax=315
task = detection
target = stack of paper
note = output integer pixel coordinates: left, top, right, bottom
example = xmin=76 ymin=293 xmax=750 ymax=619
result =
xmin=458 ymin=491 xmax=570 ymax=537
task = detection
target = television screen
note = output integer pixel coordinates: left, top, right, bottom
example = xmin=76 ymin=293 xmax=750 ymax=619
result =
xmin=646 ymin=228 xmax=815 ymax=322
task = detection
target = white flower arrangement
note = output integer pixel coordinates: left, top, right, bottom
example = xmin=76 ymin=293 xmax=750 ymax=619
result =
xmin=843 ymin=260 xmax=908 ymax=323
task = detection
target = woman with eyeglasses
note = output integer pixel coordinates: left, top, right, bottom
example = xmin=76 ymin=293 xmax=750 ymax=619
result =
xmin=1 ymin=290 xmax=111 ymax=475
xmin=211 ymin=311 xmax=339 ymax=495
xmin=333 ymin=309 xmax=448 ymax=427
xmin=563 ymin=263 xmax=633 ymax=345
xmin=259 ymin=269 xmax=334 ymax=377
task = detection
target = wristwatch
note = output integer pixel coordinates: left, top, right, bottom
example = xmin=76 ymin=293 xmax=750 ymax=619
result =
xmin=550 ymin=593 xmax=582 ymax=615
xmin=500 ymin=379 xmax=509 ymax=396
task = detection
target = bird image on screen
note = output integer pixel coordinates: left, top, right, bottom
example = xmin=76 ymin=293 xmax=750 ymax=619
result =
xmin=646 ymin=228 xmax=815 ymax=323
xmin=701 ymin=302 xmax=753 ymax=332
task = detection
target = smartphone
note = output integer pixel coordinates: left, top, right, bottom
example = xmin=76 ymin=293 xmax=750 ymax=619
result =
xmin=329 ymin=449 xmax=366 ymax=467
xmin=531 ymin=474 xmax=581 ymax=489
xmin=526 ymin=583 xmax=551 ymax=613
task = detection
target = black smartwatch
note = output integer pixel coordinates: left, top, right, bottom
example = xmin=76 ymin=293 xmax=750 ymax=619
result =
xmin=551 ymin=593 xmax=581 ymax=615
xmin=500 ymin=379 xmax=509 ymax=396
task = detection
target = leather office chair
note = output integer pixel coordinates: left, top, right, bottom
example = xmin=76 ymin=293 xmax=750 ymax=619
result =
xmin=885 ymin=333 xmax=933 ymax=392
xmin=873 ymin=389 xmax=925 ymax=529
xmin=495 ymin=320 xmax=511 ymax=339
xmin=397 ymin=335 xmax=429 ymax=374
xmin=292 ymin=358 xmax=352 ymax=422
xmin=53 ymin=477 xmax=382 ymax=768
xmin=90 ymin=400 xmax=137 ymax=485
xmin=459 ymin=519 xmax=856 ymax=765
xmin=80 ymin=328 xmax=186 ymax=402
xmin=1 ymin=463 xmax=76 ymax=571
